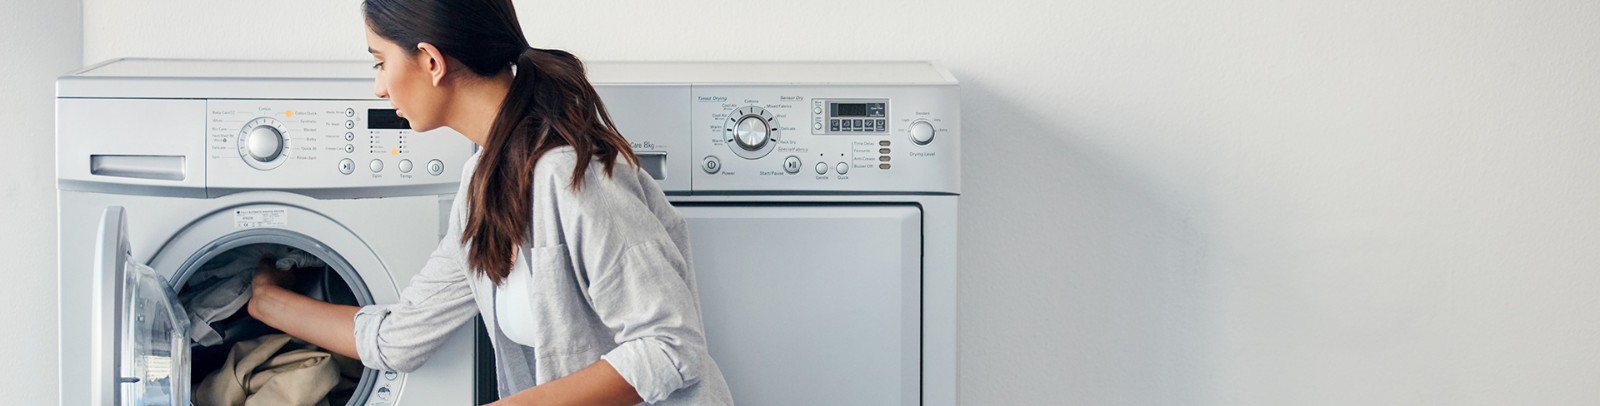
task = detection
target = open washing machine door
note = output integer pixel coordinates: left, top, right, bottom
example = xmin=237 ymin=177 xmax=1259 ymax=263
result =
xmin=93 ymin=206 xmax=193 ymax=406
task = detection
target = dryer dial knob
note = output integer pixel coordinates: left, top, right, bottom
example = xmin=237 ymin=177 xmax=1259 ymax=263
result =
xmin=733 ymin=115 xmax=771 ymax=151
xmin=908 ymin=120 xmax=936 ymax=145
xmin=723 ymin=106 xmax=781 ymax=160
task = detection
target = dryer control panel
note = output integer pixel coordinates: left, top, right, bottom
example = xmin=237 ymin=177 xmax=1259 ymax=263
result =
xmin=684 ymin=85 xmax=959 ymax=194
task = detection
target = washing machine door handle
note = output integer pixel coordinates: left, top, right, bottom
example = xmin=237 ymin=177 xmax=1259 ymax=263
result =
xmin=92 ymin=206 xmax=193 ymax=406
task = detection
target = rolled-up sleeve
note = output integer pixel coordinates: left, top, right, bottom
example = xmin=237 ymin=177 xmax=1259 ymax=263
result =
xmin=594 ymin=241 xmax=709 ymax=402
xmin=354 ymin=154 xmax=481 ymax=372
xmin=561 ymin=170 xmax=711 ymax=403
xmin=353 ymin=237 xmax=478 ymax=372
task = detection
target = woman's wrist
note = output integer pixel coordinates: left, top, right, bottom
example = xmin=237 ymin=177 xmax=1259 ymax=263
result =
xmin=247 ymin=283 xmax=287 ymax=321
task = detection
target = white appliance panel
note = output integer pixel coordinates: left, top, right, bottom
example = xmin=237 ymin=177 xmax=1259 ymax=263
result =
xmin=678 ymin=205 xmax=922 ymax=406
xmin=202 ymin=100 xmax=474 ymax=198
xmin=57 ymin=99 xmax=208 ymax=197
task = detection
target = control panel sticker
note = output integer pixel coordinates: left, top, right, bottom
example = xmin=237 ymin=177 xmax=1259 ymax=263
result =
xmin=235 ymin=208 xmax=289 ymax=228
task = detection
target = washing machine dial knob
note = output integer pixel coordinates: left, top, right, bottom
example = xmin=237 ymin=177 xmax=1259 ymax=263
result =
xmin=245 ymin=126 xmax=285 ymax=162
xmin=238 ymin=117 xmax=290 ymax=170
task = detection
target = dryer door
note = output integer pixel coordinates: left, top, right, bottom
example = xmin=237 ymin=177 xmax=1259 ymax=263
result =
xmin=93 ymin=206 xmax=192 ymax=406
xmin=678 ymin=204 xmax=922 ymax=406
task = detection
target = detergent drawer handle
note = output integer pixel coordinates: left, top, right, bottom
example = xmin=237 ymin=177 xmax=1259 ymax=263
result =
xmin=90 ymin=155 xmax=186 ymax=181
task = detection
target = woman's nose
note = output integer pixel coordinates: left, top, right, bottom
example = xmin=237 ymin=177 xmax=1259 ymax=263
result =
xmin=373 ymin=82 xmax=388 ymax=99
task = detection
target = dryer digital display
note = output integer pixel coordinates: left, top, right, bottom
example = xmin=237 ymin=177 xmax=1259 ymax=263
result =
xmin=816 ymin=98 xmax=890 ymax=134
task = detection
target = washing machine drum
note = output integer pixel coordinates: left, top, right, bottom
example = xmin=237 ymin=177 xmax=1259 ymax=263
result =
xmin=94 ymin=207 xmax=372 ymax=406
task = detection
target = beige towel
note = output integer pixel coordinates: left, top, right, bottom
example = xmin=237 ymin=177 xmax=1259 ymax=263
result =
xmin=195 ymin=334 xmax=340 ymax=406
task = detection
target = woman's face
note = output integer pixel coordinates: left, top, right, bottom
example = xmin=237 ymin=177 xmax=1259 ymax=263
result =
xmin=366 ymin=26 xmax=448 ymax=132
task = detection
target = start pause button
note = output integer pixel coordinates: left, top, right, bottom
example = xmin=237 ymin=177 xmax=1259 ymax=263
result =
xmin=783 ymin=155 xmax=801 ymax=174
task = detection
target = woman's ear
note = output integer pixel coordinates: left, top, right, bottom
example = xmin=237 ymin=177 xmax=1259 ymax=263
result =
xmin=416 ymin=42 xmax=449 ymax=86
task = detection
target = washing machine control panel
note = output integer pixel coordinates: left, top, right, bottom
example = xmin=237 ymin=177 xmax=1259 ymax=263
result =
xmin=207 ymin=100 xmax=475 ymax=197
xmin=687 ymin=86 xmax=959 ymax=193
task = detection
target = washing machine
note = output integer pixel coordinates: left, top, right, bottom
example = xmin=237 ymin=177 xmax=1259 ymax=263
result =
xmin=585 ymin=61 xmax=961 ymax=406
xmin=57 ymin=59 xmax=480 ymax=405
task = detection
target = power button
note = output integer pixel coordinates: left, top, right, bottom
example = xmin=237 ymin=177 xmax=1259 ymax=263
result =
xmin=701 ymin=156 xmax=722 ymax=174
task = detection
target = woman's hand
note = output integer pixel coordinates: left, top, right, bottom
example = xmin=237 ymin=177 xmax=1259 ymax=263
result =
xmin=251 ymin=257 xmax=296 ymax=293
xmin=243 ymin=256 xmax=363 ymax=359
xmin=248 ymin=257 xmax=297 ymax=320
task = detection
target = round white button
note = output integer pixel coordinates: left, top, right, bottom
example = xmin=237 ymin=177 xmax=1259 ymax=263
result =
xmin=369 ymin=159 xmax=384 ymax=173
xmin=338 ymin=158 xmax=355 ymax=175
xmin=836 ymin=162 xmax=849 ymax=175
xmin=345 ymin=108 xmax=356 ymax=117
xmin=909 ymin=121 xmax=936 ymax=145
xmin=815 ymin=162 xmax=828 ymax=175
xmin=345 ymin=120 xmax=356 ymax=129
xmin=783 ymin=156 xmax=801 ymax=174
xmin=702 ymin=155 xmax=722 ymax=174
xmin=344 ymin=132 xmax=355 ymax=141
xmin=813 ymin=122 xmax=823 ymax=130
xmin=398 ymin=159 xmax=413 ymax=173
xmin=343 ymin=144 xmax=354 ymax=153
xmin=245 ymin=126 xmax=284 ymax=162
xmin=427 ymin=159 xmax=445 ymax=175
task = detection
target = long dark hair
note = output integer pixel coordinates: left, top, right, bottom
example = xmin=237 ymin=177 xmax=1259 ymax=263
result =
xmin=364 ymin=0 xmax=638 ymax=284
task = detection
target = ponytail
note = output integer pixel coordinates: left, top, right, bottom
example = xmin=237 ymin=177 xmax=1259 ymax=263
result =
xmin=462 ymin=47 xmax=638 ymax=284
xmin=365 ymin=0 xmax=637 ymax=284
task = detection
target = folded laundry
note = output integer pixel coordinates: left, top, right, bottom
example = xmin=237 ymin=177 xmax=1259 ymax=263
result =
xmin=179 ymin=245 xmax=325 ymax=346
xmin=195 ymin=334 xmax=350 ymax=406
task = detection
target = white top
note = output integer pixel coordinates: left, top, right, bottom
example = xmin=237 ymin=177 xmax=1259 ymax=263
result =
xmin=495 ymin=254 xmax=540 ymax=347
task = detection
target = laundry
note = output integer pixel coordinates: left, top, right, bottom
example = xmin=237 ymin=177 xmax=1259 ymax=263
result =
xmin=178 ymin=244 xmax=325 ymax=346
xmin=195 ymin=334 xmax=358 ymax=406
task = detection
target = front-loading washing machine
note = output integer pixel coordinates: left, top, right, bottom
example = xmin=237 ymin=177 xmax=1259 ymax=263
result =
xmin=57 ymin=59 xmax=481 ymax=405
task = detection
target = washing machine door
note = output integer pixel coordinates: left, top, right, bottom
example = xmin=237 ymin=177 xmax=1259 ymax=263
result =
xmin=93 ymin=206 xmax=193 ymax=406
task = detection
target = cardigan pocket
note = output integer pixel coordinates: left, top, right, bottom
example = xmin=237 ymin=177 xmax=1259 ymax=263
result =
xmin=523 ymin=243 xmax=602 ymax=354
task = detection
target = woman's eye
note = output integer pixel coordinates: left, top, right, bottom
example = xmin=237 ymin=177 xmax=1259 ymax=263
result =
xmin=372 ymin=62 xmax=384 ymax=70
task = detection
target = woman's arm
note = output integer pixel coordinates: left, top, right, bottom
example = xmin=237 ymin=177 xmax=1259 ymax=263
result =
xmin=490 ymin=359 xmax=643 ymax=406
xmin=547 ymin=162 xmax=719 ymax=402
xmin=247 ymin=262 xmax=361 ymax=359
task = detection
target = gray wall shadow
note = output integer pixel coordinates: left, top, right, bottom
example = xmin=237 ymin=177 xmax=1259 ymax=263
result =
xmin=957 ymin=74 xmax=1212 ymax=405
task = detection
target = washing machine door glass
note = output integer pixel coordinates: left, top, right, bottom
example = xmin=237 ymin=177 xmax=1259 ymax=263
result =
xmin=94 ymin=206 xmax=192 ymax=406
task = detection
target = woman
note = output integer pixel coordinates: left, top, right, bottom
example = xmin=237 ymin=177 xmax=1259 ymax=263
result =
xmin=245 ymin=0 xmax=734 ymax=404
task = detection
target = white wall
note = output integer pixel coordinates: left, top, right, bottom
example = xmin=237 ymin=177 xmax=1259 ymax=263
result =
xmin=0 ymin=0 xmax=79 ymax=403
xmin=0 ymin=0 xmax=1584 ymax=404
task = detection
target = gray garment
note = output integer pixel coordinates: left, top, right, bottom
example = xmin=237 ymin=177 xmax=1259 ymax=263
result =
xmin=353 ymin=147 xmax=734 ymax=405
xmin=180 ymin=245 xmax=325 ymax=346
